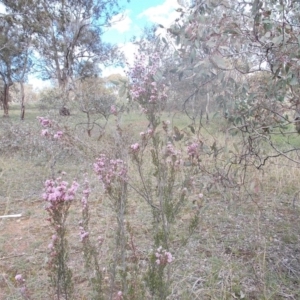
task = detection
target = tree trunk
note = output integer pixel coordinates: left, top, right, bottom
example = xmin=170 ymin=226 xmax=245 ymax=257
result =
xmin=20 ymin=81 xmax=25 ymax=120
xmin=3 ymin=83 xmax=10 ymax=117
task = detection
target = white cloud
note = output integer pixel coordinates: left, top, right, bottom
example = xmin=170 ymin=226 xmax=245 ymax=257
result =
xmin=120 ymin=42 xmax=139 ymax=66
xmin=109 ymin=10 xmax=132 ymax=34
xmin=138 ymin=0 xmax=184 ymax=28
xmin=101 ymin=42 xmax=139 ymax=77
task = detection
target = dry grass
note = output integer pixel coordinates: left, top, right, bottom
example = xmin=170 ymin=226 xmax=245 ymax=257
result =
xmin=0 ymin=106 xmax=300 ymax=299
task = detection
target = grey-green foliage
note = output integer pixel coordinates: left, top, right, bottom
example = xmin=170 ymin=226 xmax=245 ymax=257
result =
xmin=165 ymin=0 xmax=300 ymax=166
xmin=169 ymin=0 xmax=300 ymax=125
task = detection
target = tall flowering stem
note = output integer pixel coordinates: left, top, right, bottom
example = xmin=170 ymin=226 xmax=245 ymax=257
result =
xmin=79 ymin=177 xmax=104 ymax=299
xmin=94 ymin=154 xmax=129 ymax=296
xmin=37 ymin=116 xmax=65 ymax=178
xmin=43 ymin=176 xmax=79 ymax=300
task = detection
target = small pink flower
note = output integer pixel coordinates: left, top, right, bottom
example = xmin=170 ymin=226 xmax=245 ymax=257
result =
xmin=80 ymin=230 xmax=89 ymax=241
xmin=130 ymin=143 xmax=140 ymax=152
xmin=165 ymin=142 xmax=177 ymax=156
xmin=141 ymin=107 xmax=147 ymax=114
xmin=15 ymin=274 xmax=24 ymax=283
xmin=41 ymin=129 xmax=49 ymax=136
xmin=110 ymin=105 xmax=117 ymax=115
xmin=53 ymin=131 xmax=63 ymax=139
xmin=147 ymin=128 xmax=154 ymax=136
xmin=98 ymin=236 xmax=104 ymax=246
xmin=199 ymin=193 xmax=203 ymax=198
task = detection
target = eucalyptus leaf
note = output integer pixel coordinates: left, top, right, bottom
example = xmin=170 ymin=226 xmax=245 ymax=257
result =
xmin=210 ymin=54 xmax=232 ymax=70
xmin=153 ymin=70 xmax=163 ymax=82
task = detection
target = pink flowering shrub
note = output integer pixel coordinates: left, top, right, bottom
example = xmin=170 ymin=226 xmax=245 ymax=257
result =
xmin=126 ymin=49 xmax=202 ymax=300
xmin=94 ymin=153 xmax=129 ymax=297
xmin=34 ymin=46 xmax=203 ymax=299
xmin=78 ymin=177 xmax=104 ymax=298
xmin=43 ymin=174 xmax=79 ymax=299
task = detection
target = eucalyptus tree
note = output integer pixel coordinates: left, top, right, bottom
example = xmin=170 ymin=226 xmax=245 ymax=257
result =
xmin=0 ymin=13 xmax=31 ymax=117
xmin=3 ymin=0 xmax=123 ymax=104
xmin=164 ymin=0 xmax=300 ymax=169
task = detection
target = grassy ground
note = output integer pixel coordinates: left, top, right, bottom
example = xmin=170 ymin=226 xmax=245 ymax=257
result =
xmin=1 ymin=105 xmax=300 ymax=299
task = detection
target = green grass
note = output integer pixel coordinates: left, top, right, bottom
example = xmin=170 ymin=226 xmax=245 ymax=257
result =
xmin=270 ymin=124 xmax=300 ymax=149
xmin=1 ymin=105 xmax=300 ymax=299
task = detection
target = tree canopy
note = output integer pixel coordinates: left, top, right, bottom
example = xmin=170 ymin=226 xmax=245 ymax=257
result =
xmin=0 ymin=0 xmax=124 ymax=116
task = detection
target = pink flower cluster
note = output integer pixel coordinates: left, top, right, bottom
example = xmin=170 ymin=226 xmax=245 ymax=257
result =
xmin=187 ymin=142 xmax=199 ymax=158
xmin=164 ymin=142 xmax=183 ymax=168
xmin=140 ymin=127 xmax=154 ymax=139
xmin=155 ymin=246 xmax=174 ymax=265
xmin=37 ymin=116 xmax=64 ymax=140
xmin=94 ymin=154 xmax=128 ymax=192
xmin=130 ymin=143 xmax=140 ymax=152
xmin=37 ymin=116 xmax=52 ymax=127
xmin=127 ymin=52 xmax=168 ymax=105
xmin=79 ymin=226 xmax=89 ymax=242
xmin=165 ymin=142 xmax=177 ymax=156
xmin=42 ymin=177 xmax=79 ymax=205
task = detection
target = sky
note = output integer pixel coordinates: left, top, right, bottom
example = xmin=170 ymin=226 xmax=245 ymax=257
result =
xmin=0 ymin=0 xmax=187 ymax=90
xmin=100 ymin=0 xmax=186 ymax=78
xmin=103 ymin=0 xmax=184 ymax=44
